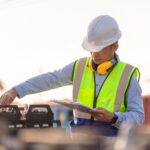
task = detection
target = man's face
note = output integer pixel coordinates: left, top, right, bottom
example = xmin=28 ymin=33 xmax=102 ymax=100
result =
xmin=91 ymin=43 xmax=118 ymax=64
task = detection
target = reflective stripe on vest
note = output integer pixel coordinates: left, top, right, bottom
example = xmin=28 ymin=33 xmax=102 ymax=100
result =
xmin=73 ymin=57 xmax=87 ymax=100
xmin=73 ymin=57 xmax=140 ymax=119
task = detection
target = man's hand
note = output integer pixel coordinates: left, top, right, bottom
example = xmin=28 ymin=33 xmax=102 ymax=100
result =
xmin=0 ymin=88 xmax=18 ymax=105
xmin=89 ymin=107 xmax=115 ymax=123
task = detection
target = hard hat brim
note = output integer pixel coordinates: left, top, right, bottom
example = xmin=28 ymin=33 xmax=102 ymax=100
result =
xmin=82 ymin=37 xmax=105 ymax=52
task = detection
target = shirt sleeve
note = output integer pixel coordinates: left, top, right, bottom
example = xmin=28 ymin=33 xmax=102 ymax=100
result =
xmin=14 ymin=61 xmax=75 ymax=98
xmin=114 ymin=75 xmax=145 ymax=128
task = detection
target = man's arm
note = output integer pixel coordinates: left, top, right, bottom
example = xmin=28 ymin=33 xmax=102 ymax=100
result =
xmin=114 ymin=75 xmax=145 ymax=128
xmin=0 ymin=61 xmax=75 ymax=104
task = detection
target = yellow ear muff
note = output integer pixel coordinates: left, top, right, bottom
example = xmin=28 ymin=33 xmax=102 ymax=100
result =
xmin=88 ymin=58 xmax=113 ymax=74
xmin=97 ymin=61 xmax=113 ymax=75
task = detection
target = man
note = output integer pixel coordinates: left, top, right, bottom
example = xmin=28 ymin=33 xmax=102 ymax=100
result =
xmin=0 ymin=15 xmax=144 ymax=136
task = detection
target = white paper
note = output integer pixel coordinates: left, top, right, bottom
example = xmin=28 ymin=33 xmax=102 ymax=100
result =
xmin=51 ymin=100 xmax=92 ymax=113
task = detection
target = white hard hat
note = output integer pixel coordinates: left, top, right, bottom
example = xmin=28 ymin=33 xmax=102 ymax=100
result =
xmin=82 ymin=15 xmax=122 ymax=52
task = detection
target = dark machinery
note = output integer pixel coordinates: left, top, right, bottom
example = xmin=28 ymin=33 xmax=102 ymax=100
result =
xmin=0 ymin=104 xmax=61 ymax=128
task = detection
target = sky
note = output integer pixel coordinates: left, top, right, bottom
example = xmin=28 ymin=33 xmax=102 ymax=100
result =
xmin=0 ymin=0 xmax=150 ymax=104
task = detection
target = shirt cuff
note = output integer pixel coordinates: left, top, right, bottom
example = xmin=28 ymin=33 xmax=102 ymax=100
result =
xmin=14 ymin=85 xmax=26 ymax=98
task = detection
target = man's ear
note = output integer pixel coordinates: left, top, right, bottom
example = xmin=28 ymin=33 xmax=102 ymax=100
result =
xmin=112 ymin=42 xmax=119 ymax=52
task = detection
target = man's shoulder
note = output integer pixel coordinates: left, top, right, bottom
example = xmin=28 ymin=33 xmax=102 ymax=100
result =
xmin=117 ymin=61 xmax=135 ymax=67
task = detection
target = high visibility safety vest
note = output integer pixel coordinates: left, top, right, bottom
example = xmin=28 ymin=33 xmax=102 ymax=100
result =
xmin=72 ymin=57 xmax=140 ymax=120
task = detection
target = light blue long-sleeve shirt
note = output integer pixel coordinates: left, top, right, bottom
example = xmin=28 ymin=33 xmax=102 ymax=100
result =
xmin=14 ymin=58 xmax=145 ymax=128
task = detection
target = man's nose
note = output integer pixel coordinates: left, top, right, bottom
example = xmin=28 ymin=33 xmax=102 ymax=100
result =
xmin=91 ymin=52 xmax=99 ymax=57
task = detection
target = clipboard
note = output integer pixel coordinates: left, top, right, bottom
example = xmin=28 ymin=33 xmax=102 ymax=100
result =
xmin=51 ymin=100 xmax=92 ymax=113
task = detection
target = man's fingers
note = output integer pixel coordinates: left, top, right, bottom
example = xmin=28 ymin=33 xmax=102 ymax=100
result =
xmin=0 ymin=88 xmax=18 ymax=105
xmin=90 ymin=108 xmax=104 ymax=114
xmin=0 ymin=94 xmax=13 ymax=105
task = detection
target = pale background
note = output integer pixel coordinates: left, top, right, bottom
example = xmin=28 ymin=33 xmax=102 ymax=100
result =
xmin=0 ymin=0 xmax=150 ymax=104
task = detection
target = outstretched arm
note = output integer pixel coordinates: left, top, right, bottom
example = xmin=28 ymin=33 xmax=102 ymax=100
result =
xmin=0 ymin=61 xmax=75 ymax=105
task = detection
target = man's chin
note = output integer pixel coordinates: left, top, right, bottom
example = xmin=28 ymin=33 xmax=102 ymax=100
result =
xmin=93 ymin=60 xmax=101 ymax=65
